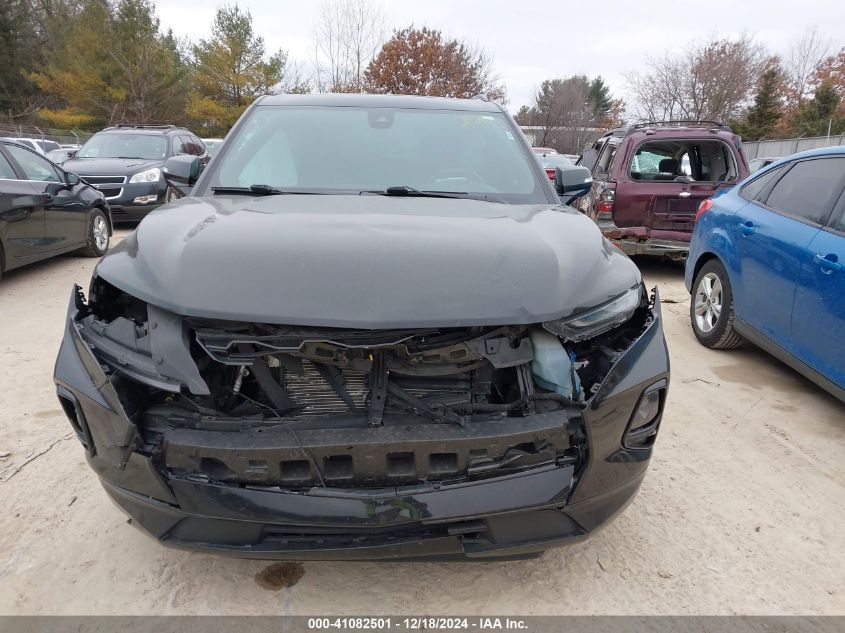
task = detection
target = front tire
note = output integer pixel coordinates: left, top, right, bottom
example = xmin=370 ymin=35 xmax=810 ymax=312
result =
xmin=81 ymin=208 xmax=110 ymax=257
xmin=690 ymin=258 xmax=743 ymax=349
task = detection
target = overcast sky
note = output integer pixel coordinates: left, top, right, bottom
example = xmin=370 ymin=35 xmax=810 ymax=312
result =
xmin=156 ymin=0 xmax=844 ymax=112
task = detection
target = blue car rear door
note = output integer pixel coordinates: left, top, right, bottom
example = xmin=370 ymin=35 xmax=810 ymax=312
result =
xmin=731 ymin=162 xmax=821 ymax=349
xmin=791 ymin=172 xmax=845 ymax=389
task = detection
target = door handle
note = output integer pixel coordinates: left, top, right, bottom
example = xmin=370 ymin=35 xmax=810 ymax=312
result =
xmin=814 ymin=253 xmax=842 ymax=274
xmin=4 ymin=208 xmax=32 ymax=222
xmin=740 ymin=220 xmax=755 ymax=236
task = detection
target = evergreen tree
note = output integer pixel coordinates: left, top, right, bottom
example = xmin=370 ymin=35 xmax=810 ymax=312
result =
xmin=738 ymin=68 xmax=783 ymax=140
xmin=31 ymin=0 xmax=188 ymax=127
xmin=794 ymin=82 xmax=845 ymax=136
xmin=589 ymin=77 xmax=612 ymax=118
xmin=187 ymin=5 xmax=292 ymax=136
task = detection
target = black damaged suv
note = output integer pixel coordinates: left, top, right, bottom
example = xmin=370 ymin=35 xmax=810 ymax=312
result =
xmin=62 ymin=124 xmax=209 ymax=222
xmin=55 ymin=94 xmax=669 ymax=560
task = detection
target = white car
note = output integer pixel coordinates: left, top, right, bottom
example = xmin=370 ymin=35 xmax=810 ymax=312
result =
xmin=0 ymin=137 xmax=61 ymax=155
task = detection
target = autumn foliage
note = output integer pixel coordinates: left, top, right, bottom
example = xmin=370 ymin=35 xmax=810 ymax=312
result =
xmin=364 ymin=27 xmax=505 ymax=102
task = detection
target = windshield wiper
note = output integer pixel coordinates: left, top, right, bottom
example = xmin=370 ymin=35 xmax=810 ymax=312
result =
xmin=211 ymin=184 xmax=318 ymax=196
xmin=362 ymin=185 xmax=472 ymax=199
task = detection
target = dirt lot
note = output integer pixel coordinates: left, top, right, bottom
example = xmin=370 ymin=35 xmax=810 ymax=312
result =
xmin=0 ymin=229 xmax=843 ymax=615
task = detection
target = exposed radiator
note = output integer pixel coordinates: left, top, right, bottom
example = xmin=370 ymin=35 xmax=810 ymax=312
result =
xmin=282 ymin=360 xmax=474 ymax=416
xmin=284 ymin=361 xmax=368 ymax=415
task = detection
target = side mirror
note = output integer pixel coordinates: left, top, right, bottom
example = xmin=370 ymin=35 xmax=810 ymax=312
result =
xmin=163 ymin=154 xmax=201 ymax=186
xmin=65 ymin=172 xmax=81 ymax=186
xmin=554 ymin=165 xmax=593 ymax=203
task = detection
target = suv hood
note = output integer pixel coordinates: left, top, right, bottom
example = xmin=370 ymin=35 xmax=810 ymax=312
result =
xmin=63 ymin=157 xmax=161 ymax=175
xmin=95 ymin=195 xmax=640 ymax=328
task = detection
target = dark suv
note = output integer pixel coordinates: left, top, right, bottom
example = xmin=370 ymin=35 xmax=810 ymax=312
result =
xmin=62 ymin=124 xmax=210 ymax=222
xmin=55 ymin=94 xmax=670 ymax=560
xmin=577 ymin=121 xmax=749 ymax=259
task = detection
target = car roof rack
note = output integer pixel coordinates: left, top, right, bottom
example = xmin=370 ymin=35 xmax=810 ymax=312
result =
xmin=631 ymin=120 xmax=730 ymax=131
xmin=111 ymin=124 xmax=180 ymax=130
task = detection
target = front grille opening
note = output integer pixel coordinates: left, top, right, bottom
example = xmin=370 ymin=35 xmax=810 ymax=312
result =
xmin=387 ymin=452 xmax=416 ymax=478
xmin=429 ymin=452 xmax=459 ymax=476
xmin=324 ymin=455 xmax=354 ymax=480
xmin=280 ymin=459 xmax=311 ymax=483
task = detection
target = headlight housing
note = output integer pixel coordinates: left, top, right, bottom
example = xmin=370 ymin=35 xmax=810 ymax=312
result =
xmin=543 ymin=284 xmax=643 ymax=342
xmin=129 ymin=167 xmax=161 ymax=183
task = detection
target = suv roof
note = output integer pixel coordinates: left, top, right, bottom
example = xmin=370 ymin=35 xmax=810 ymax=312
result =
xmin=603 ymin=120 xmax=734 ymax=140
xmin=99 ymin=124 xmax=189 ymax=135
xmin=256 ymin=92 xmax=504 ymax=112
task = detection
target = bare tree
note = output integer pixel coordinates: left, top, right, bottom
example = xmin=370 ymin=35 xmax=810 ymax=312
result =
xmin=626 ymin=35 xmax=769 ymax=123
xmin=521 ymin=76 xmax=600 ymax=153
xmin=785 ymin=27 xmax=831 ymax=108
xmin=313 ymin=0 xmax=386 ymax=92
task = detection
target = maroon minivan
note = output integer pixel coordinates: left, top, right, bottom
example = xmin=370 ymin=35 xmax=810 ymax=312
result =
xmin=576 ymin=121 xmax=749 ymax=260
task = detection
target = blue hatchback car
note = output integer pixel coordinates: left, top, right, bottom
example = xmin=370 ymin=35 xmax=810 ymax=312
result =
xmin=685 ymin=146 xmax=845 ymax=402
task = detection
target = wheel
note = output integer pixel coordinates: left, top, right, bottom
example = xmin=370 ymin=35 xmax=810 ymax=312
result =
xmin=690 ymin=258 xmax=743 ymax=349
xmin=81 ymin=208 xmax=110 ymax=257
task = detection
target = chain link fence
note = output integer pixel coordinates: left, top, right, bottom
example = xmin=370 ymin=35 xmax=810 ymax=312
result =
xmin=0 ymin=123 xmax=93 ymax=147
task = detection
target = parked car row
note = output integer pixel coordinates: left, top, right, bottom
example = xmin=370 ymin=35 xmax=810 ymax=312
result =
xmin=556 ymin=125 xmax=843 ymax=402
xmin=0 ymin=122 xmax=214 ymax=277
xmin=0 ymin=139 xmax=111 ymax=279
xmin=0 ymin=93 xmax=836 ymax=564
xmin=536 ymin=126 xmax=843 ymax=403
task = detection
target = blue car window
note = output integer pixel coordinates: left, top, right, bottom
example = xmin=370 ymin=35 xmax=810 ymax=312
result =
xmin=764 ymin=157 xmax=845 ymax=225
xmin=739 ymin=164 xmax=787 ymax=201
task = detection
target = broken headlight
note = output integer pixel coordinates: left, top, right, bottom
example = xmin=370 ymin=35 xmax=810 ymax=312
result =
xmin=543 ymin=284 xmax=643 ymax=342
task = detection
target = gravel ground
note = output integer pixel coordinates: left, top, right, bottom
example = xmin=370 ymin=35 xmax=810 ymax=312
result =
xmin=0 ymin=229 xmax=843 ymax=615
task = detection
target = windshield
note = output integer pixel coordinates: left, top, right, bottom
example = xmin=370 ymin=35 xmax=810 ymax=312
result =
xmin=77 ymin=133 xmax=167 ymax=160
xmin=201 ymin=106 xmax=547 ymax=203
xmin=46 ymin=149 xmax=70 ymax=163
xmin=539 ymin=154 xmax=572 ymax=169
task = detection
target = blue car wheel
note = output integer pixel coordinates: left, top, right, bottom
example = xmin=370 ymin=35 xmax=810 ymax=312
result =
xmin=690 ymin=259 xmax=743 ymax=349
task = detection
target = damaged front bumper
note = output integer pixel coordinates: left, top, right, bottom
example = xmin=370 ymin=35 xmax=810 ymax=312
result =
xmin=54 ymin=289 xmax=670 ymax=561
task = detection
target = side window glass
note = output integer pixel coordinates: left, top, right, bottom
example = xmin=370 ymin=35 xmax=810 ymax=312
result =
xmin=191 ymin=136 xmax=206 ymax=156
xmin=173 ymin=135 xmax=189 ymax=155
xmin=5 ymin=145 xmax=61 ymax=182
xmin=0 ymin=151 xmax=17 ymax=179
xmin=764 ymin=158 xmax=845 ymax=225
xmin=739 ymin=165 xmax=786 ymax=202
xmin=595 ymin=144 xmax=618 ymax=175
xmin=579 ymin=141 xmax=603 ymax=172
xmin=630 ymin=148 xmax=671 ymax=180
xmin=679 ymin=152 xmax=692 ymax=176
